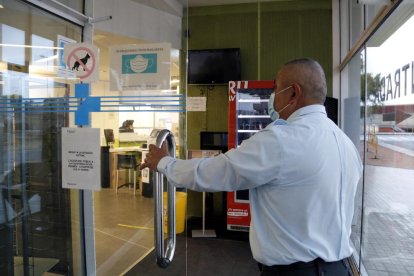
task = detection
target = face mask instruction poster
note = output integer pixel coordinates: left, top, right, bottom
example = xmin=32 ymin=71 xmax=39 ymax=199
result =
xmin=109 ymin=42 xmax=171 ymax=91
xmin=62 ymin=128 xmax=101 ymax=190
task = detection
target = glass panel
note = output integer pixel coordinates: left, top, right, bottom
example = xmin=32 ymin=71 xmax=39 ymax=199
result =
xmin=1 ymin=24 xmax=25 ymax=65
xmin=350 ymin=0 xmax=364 ymax=48
xmin=340 ymin=48 xmax=365 ymax=273
xmin=184 ymin=0 xmax=338 ymax=274
xmin=31 ymin=35 xmax=55 ymax=72
xmin=365 ymin=4 xmax=386 ymax=28
xmin=341 ymin=0 xmax=389 ymax=61
xmin=236 ymin=88 xmax=272 ymax=145
xmin=2 ymin=0 xmax=189 ymax=275
xmin=90 ymin=1 xmax=187 ymax=274
xmin=350 ymin=0 xmax=390 ymax=49
xmin=362 ymin=2 xmax=414 ymax=275
xmin=0 ymin=1 xmax=82 ymax=275
xmin=340 ymin=0 xmax=350 ymax=60
xmin=185 ymin=1 xmax=264 ymax=242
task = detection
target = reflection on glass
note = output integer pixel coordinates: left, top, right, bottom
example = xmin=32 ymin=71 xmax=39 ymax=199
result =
xmin=31 ymin=34 xmax=54 ymax=71
xmin=91 ymin=9 xmax=186 ymax=276
xmin=0 ymin=1 xmax=82 ymax=275
xmin=344 ymin=49 xmax=364 ymax=274
xmin=361 ymin=7 xmax=414 ymax=276
xmin=1 ymin=24 xmax=25 ymax=65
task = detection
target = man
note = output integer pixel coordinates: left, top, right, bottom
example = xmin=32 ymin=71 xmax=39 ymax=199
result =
xmin=141 ymin=58 xmax=363 ymax=276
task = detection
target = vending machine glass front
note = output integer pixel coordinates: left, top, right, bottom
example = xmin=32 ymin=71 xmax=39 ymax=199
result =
xmin=227 ymin=80 xmax=274 ymax=231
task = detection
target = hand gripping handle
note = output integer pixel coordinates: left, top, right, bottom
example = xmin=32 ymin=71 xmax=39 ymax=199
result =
xmin=154 ymin=129 xmax=176 ymax=268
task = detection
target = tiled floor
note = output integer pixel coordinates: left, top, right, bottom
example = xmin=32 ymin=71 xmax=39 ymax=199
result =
xmin=354 ymin=134 xmax=414 ymax=276
xmin=125 ymin=235 xmax=258 ymax=276
xmin=94 ymin=188 xmax=155 ymax=276
xmin=93 ymin=188 xmax=256 ymax=276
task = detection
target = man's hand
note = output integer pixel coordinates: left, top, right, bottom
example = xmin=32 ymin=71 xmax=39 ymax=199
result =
xmin=139 ymin=141 xmax=169 ymax=171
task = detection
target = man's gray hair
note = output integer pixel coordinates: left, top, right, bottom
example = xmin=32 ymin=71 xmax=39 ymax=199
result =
xmin=284 ymin=58 xmax=327 ymax=104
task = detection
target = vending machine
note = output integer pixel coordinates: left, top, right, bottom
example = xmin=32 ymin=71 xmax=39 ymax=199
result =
xmin=227 ymin=80 xmax=274 ymax=231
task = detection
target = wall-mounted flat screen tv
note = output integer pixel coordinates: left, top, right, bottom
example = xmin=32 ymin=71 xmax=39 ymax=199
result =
xmin=187 ymin=48 xmax=241 ymax=85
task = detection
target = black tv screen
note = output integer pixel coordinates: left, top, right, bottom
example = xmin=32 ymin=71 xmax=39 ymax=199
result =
xmin=200 ymin=131 xmax=228 ymax=153
xmin=324 ymin=97 xmax=338 ymax=125
xmin=188 ymin=48 xmax=241 ymax=85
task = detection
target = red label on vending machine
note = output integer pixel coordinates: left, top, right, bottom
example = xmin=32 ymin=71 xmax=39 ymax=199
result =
xmin=227 ymin=80 xmax=274 ymax=231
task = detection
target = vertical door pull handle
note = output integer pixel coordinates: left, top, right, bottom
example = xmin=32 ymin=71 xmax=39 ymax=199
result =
xmin=154 ymin=129 xmax=176 ymax=268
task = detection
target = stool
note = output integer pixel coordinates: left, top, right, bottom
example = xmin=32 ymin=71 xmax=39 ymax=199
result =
xmin=116 ymin=154 xmax=138 ymax=195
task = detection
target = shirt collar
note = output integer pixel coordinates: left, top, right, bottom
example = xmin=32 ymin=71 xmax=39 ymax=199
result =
xmin=287 ymin=104 xmax=327 ymax=122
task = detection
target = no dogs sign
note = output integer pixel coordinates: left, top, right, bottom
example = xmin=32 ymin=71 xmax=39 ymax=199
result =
xmin=64 ymin=43 xmax=99 ymax=83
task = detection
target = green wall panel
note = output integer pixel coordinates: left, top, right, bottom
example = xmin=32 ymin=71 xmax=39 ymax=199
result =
xmin=185 ymin=0 xmax=332 ymax=151
xmin=183 ymin=0 xmax=332 ymax=217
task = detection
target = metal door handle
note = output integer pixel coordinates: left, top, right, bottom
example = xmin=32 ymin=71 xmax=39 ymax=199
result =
xmin=154 ymin=129 xmax=176 ymax=268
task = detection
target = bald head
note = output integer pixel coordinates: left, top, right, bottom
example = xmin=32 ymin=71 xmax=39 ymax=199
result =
xmin=277 ymin=58 xmax=327 ymax=104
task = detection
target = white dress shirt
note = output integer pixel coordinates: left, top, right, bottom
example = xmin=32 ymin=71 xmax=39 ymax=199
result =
xmin=157 ymin=104 xmax=363 ymax=265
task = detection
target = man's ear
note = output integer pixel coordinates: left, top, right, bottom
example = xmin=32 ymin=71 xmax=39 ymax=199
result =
xmin=290 ymin=83 xmax=299 ymax=102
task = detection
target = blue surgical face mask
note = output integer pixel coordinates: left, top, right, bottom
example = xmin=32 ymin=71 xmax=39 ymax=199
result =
xmin=268 ymin=92 xmax=279 ymax=121
xmin=268 ymin=85 xmax=293 ymax=121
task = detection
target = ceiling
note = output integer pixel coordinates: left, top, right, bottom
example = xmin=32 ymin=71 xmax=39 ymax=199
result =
xmin=180 ymin=0 xmax=281 ymax=7
xmin=130 ymin=0 xmax=288 ymax=16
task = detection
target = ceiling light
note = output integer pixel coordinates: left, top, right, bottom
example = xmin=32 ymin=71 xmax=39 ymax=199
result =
xmin=0 ymin=44 xmax=62 ymax=50
xmin=35 ymin=55 xmax=58 ymax=63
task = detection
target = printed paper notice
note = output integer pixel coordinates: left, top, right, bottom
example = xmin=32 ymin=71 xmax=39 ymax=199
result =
xmin=62 ymin=128 xmax=101 ymax=190
xmin=187 ymin=97 xmax=206 ymax=111
xmin=109 ymin=42 xmax=171 ymax=91
xmin=141 ymin=151 xmax=150 ymax=183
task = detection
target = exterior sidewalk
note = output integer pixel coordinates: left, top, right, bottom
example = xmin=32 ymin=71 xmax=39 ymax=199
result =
xmin=356 ymin=136 xmax=414 ymax=276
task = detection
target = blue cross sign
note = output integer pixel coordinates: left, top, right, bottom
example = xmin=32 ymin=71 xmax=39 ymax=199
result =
xmin=75 ymin=83 xmax=100 ymax=126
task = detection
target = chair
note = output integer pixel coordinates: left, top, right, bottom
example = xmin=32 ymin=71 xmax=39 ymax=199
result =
xmin=115 ymin=154 xmax=138 ymax=195
xmin=104 ymin=129 xmax=115 ymax=147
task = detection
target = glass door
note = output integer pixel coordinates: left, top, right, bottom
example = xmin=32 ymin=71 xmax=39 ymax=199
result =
xmin=1 ymin=0 xmax=188 ymax=275
xmin=0 ymin=1 xmax=84 ymax=275
xmin=90 ymin=36 xmax=187 ymax=274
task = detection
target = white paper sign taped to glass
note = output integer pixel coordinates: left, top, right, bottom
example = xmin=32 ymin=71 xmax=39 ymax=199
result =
xmin=141 ymin=151 xmax=150 ymax=184
xmin=109 ymin=43 xmax=171 ymax=91
xmin=61 ymin=128 xmax=101 ymax=191
xmin=187 ymin=97 xmax=206 ymax=111
xmin=64 ymin=42 xmax=99 ymax=83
